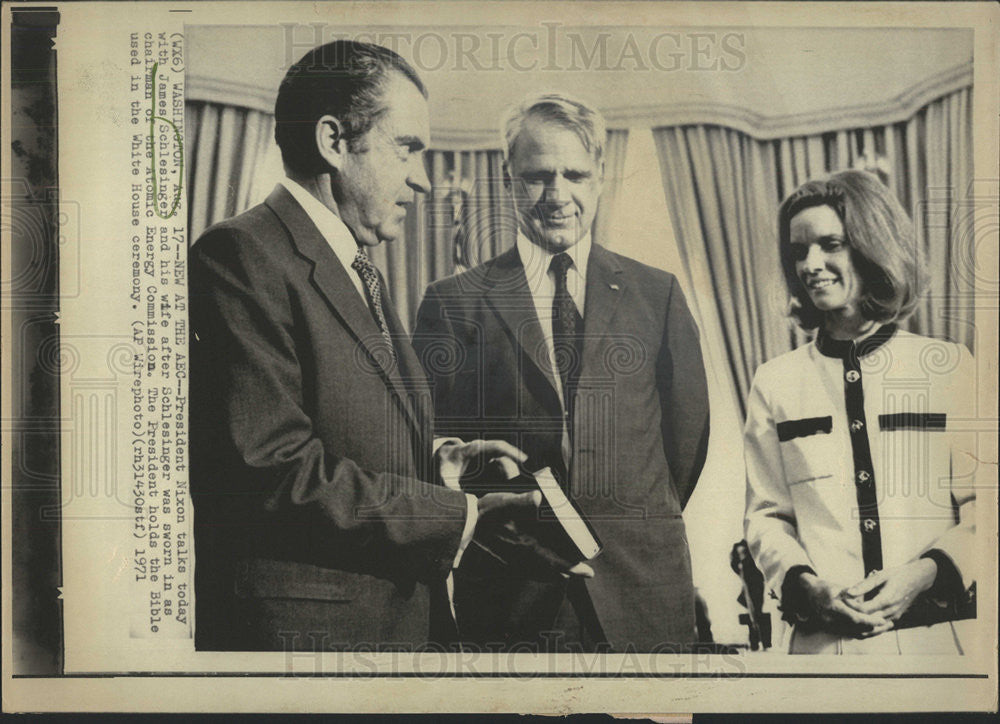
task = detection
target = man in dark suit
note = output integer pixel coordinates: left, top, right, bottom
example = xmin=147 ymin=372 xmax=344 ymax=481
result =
xmin=190 ymin=42 xmax=588 ymax=652
xmin=413 ymin=93 xmax=710 ymax=652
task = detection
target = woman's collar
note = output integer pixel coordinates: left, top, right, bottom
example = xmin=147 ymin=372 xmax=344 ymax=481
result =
xmin=815 ymin=322 xmax=898 ymax=359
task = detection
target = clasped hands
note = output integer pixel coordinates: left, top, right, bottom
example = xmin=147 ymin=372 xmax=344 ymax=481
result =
xmin=796 ymin=558 xmax=938 ymax=638
xmin=436 ymin=439 xmax=594 ymax=580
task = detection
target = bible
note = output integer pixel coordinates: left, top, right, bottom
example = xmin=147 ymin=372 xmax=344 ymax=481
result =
xmin=529 ymin=467 xmax=603 ymax=563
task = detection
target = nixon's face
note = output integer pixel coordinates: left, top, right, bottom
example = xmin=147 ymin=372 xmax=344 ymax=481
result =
xmin=506 ymin=118 xmax=604 ymax=253
xmin=335 ymin=73 xmax=431 ymax=246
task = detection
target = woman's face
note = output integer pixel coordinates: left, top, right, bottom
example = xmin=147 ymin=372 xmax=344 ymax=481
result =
xmin=789 ymin=204 xmax=864 ymax=320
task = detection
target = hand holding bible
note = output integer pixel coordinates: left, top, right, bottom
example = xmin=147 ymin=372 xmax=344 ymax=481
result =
xmin=472 ymin=491 xmax=595 ymax=580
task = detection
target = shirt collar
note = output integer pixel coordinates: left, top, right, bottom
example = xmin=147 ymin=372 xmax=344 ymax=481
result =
xmin=280 ymin=178 xmax=362 ymax=272
xmin=515 ymin=231 xmax=592 ymax=294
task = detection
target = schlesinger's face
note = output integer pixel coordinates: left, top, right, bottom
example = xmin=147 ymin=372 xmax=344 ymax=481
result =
xmin=789 ymin=204 xmax=864 ymax=320
xmin=505 ymin=118 xmax=604 ymax=253
xmin=335 ymin=73 xmax=431 ymax=246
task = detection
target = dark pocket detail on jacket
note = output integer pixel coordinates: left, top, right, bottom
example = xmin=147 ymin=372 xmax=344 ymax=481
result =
xmin=777 ymin=416 xmax=833 ymax=442
xmin=878 ymin=412 xmax=946 ymax=431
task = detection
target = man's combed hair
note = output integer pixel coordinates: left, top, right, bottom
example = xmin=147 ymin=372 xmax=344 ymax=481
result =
xmin=274 ymin=39 xmax=427 ymax=176
xmin=500 ymin=92 xmax=606 ymax=164
xmin=777 ymin=169 xmax=925 ymax=331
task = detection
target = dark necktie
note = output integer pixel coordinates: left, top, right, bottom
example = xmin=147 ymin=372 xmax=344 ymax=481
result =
xmin=351 ymin=248 xmax=396 ymax=361
xmin=550 ymin=252 xmax=583 ymax=401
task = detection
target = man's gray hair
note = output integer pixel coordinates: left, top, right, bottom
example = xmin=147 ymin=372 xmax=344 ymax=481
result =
xmin=500 ymin=92 xmax=607 ymax=164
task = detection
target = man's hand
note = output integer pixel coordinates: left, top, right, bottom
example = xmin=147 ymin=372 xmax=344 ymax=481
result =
xmin=841 ymin=559 xmax=938 ymax=636
xmin=797 ymin=572 xmax=890 ymax=638
xmin=473 ymin=491 xmax=595 ymax=580
xmin=437 ymin=439 xmax=526 ymax=490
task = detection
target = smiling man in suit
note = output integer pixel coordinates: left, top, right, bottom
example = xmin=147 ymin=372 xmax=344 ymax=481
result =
xmin=189 ymin=42 xmax=588 ymax=652
xmin=413 ymin=93 xmax=711 ymax=652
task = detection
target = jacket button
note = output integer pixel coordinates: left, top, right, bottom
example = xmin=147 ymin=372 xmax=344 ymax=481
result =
xmin=851 ymin=419 xmax=865 ymax=432
xmin=856 ymin=470 xmax=871 ymax=484
xmin=862 ymin=518 xmax=878 ymax=532
xmin=845 ymin=370 xmax=861 ymax=383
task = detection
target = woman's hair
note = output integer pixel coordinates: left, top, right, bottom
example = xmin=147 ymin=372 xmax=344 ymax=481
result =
xmin=777 ymin=169 xmax=925 ymax=330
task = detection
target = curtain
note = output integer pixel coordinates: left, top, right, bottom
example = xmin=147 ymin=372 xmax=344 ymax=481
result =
xmin=369 ymin=149 xmax=515 ymax=331
xmin=592 ymin=129 xmax=630 ymax=249
xmin=186 ymin=101 xmax=276 ymax=241
xmin=653 ymin=87 xmax=973 ymax=419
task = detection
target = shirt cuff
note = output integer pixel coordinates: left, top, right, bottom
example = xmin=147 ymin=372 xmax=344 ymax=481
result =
xmin=452 ymin=493 xmax=478 ymax=569
xmin=434 ymin=437 xmax=464 ymax=491
xmin=433 ymin=436 xmax=463 ymax=457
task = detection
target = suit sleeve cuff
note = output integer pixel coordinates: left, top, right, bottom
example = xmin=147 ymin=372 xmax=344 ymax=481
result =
xmin=920 ymin=549 xmax=965 ymax=602
xmin=452 ymin=493 xmax=478 ymax=569
xmin=780 ymin=565 xmax=817 ymax=623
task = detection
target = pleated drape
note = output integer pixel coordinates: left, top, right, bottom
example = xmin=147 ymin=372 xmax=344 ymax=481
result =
xmin=592 ymin=129 xmax=630 ymax=249
xmin=368 ymin=148 xmax=516 ymax=330
xmin=653 ymin=88 xmax=973 ymax=419
xmin=186 ymin=101 xmax=275 ymax=242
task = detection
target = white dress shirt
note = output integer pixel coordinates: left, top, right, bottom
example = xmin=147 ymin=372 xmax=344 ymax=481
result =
xmin=280 ymin=179 xmax=367 ymax=300
xmin=281 ymin=179 xmax=478 ymax=574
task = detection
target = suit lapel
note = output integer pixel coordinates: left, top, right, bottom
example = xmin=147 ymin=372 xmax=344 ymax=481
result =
xmin=264 ymin=185 xmax=425 ymax=440
xmin=580 ymin=244 xmax=625 ymax=376
xmin=380 ymin=277 xmax=434 ymax=445
xmin=482 ymin=247 xmax=562 ymax=415
xmin=570 ymin=245 xmax=626 ymax=508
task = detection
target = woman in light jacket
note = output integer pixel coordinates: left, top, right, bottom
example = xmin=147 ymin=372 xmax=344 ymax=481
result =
xmin=744 ymin=170 xmax=977 ymax=654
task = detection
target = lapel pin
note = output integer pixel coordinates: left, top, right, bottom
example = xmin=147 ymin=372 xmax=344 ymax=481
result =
xmin=609 ymin=283 xmax=620 ymax=291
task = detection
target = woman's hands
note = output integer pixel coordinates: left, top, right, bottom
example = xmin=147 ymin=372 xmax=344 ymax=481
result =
xmin=841 ymin=559 xmax=939 ymax=634
xmin=796 ymin=572 xmax=890 ymax=637
xmin=794 ymin=558 xmax=939 ymax=638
